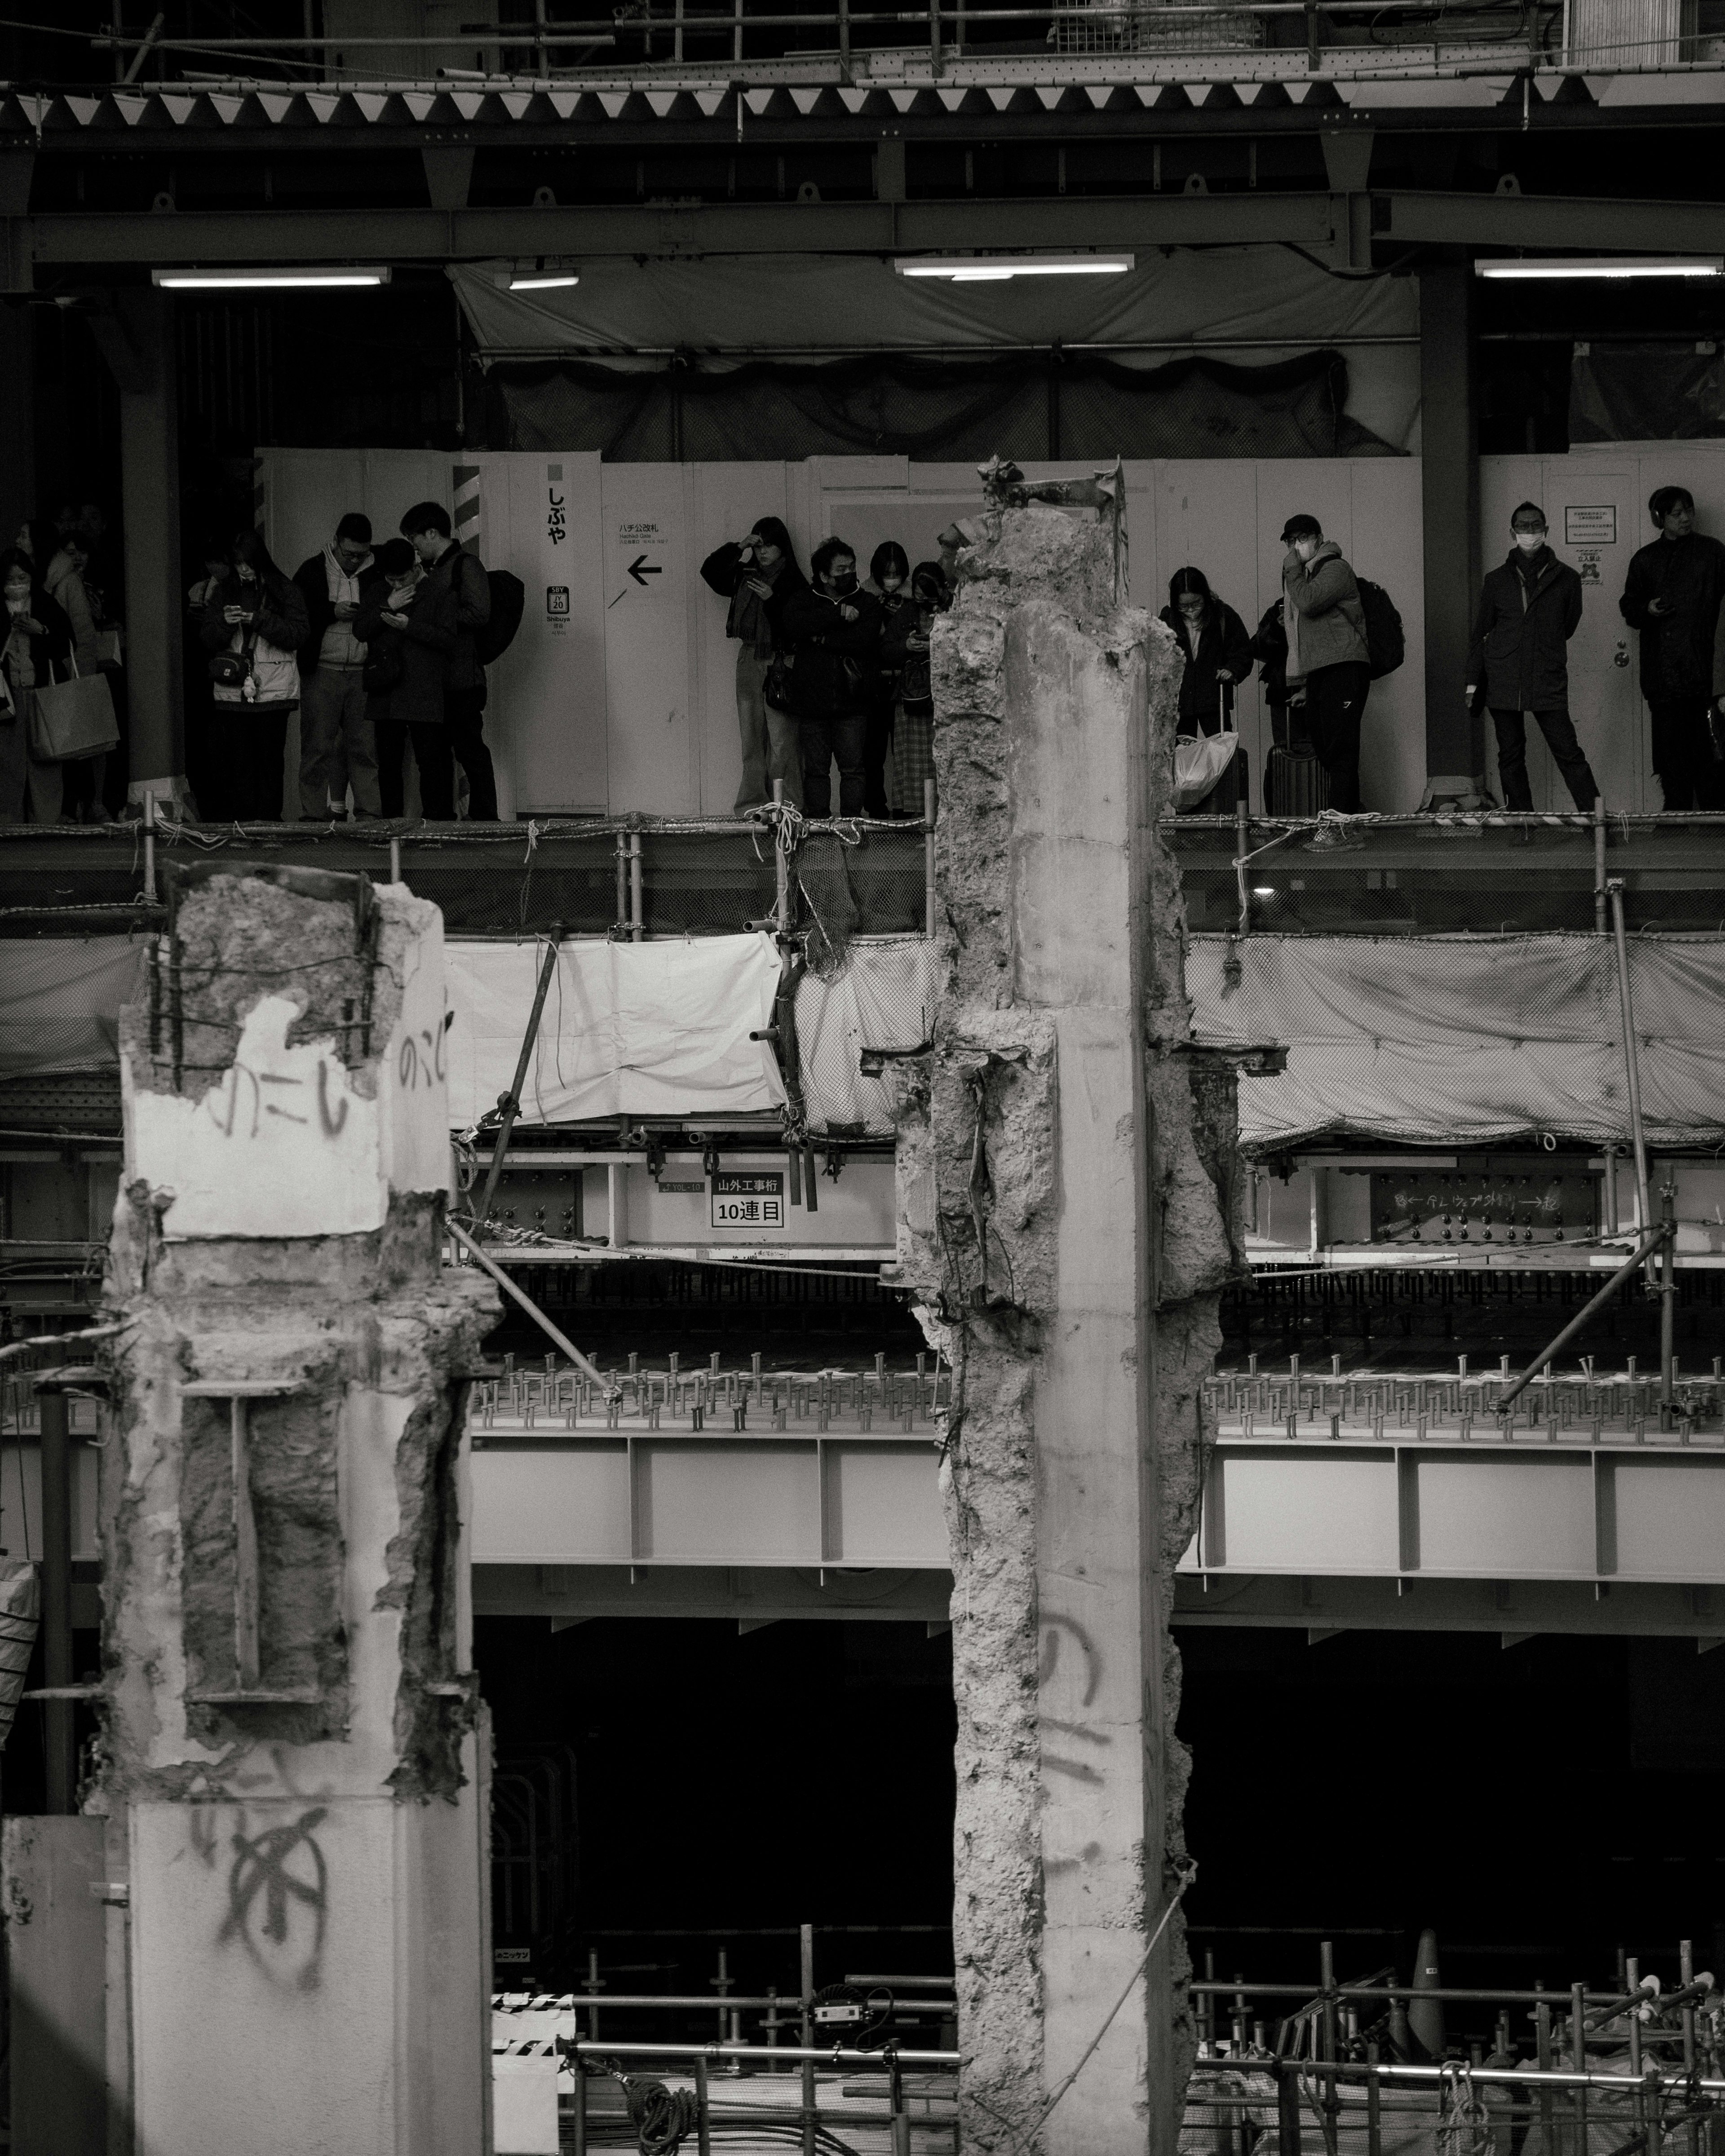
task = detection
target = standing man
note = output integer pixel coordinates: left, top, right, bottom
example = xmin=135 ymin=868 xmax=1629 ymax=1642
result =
xmin=1466 ymin=502 xmax=1599 ymax=811
xmin=293 ymin=512 xmax=380 ymax=820
xmin=1280 ymin=513 xmax=1371 ymax=813
xmin=1619 ymin=484 xmax=1725 ymax=810
xmin=399 ymin=501 xmax=495 ymax=820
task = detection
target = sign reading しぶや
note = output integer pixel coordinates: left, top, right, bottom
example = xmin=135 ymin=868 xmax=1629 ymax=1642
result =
xmin=711 ymin=1171 xmax=784 ymax=1230
xmin=1565 ymin=505 xmax=1617 ymax=547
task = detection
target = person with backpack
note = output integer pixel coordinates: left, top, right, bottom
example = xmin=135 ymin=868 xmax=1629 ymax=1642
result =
xmin=1280 ymin=512 xmax=1371 ymax=814
xmin=1466 ymin=502 xmax=1598 ymax=812
xmin=399 ymin=500 xmax=496 ymax=820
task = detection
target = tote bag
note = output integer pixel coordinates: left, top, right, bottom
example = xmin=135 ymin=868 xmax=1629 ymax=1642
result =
xmin=1173 ymin=683 xmax=1240 ymax=811
xmin=28 ymin=653 xmax=119 ymax=763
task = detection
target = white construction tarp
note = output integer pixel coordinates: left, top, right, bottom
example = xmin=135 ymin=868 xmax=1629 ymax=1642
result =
xmin=1189 ymin=932 xmax=1725 ymax=1153
xmin=443 ymin=934 xmax=785 ymax=1126
xmin=0 ymin=937 xmax=143 ymax=1079
xmin=796 ymin=936 xmax=938 ymax=1136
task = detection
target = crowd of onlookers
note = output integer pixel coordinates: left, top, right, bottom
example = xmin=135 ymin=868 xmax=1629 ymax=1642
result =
xmin=2 ymin=483 xmax=1723 ymax=825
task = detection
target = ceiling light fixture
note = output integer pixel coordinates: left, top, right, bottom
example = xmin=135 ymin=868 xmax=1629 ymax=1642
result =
xmin=894 ymin=252 xmax=1134 ymax=282
xmin=500 ymin=258 xmax=581 ymax=291
xmin=1473 ymin=256 xmax=1723 ymax=280
xmin=509 ymin=273 xmax=580 ymax=290
xmin=151 ymin=267 xmax=391 ymax=289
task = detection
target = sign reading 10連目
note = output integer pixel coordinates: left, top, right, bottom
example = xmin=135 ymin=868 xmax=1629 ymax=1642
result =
xmin=712 ymin=1171 xmax=784 ymax=1230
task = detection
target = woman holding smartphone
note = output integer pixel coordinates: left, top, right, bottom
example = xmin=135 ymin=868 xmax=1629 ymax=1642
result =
xmin=700 ymin=517 xmax=807 ymax=813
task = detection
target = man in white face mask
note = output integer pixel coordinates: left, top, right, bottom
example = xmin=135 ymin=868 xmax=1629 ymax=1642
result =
xmin=1465 ymin=502 xmax=1598 ymax=811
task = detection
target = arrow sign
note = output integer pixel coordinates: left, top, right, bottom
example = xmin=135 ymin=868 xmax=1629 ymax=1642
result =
xmin=627 ymin=555 xmax=662 ymax=587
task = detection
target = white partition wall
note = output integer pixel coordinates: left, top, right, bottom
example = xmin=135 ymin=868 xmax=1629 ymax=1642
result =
xmin=259 ymin=449 xmax=1433 ymax=817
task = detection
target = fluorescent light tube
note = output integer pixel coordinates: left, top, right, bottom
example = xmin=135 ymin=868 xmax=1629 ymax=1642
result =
xmin=894 ymin=253 xmax=1134 ymax=280
xmin=151 ymin=268 xmax=391 ymax=289
xmin=509 ymin=274 xmax=580 ymax=290
xmin=1473 ymin=256 xmax=1723 ymax=280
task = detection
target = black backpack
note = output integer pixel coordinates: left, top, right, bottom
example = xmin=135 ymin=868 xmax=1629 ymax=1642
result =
xmin=1356 ymin=578 xmax=1405 ymax=680
xmin=473 ymin=569 xmax=525 ymax=666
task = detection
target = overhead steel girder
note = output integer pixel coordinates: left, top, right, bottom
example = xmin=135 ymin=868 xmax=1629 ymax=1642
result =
xmin=12 ymin=187 xmax=1725 ymax=272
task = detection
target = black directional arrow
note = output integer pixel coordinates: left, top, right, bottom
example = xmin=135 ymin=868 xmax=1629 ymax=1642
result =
xmin=627 ymin=554 xmax=663 ymax=586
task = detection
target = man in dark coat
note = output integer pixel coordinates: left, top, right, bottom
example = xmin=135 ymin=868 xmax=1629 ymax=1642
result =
xmin=1619 ymin=483 xmax=1725 ymax=810
xmin=1466 ymin=502 xmax=1598 ymax=811
xmin=777 ymin=537 xmax=880 ymax=817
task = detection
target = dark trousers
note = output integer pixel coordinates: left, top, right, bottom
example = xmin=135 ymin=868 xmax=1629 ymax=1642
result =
xmin=444 ymin=684 xmax=498 ymax=821
xmin=229 ymin=710 xmax=290 ymax=821
xmin=1490 ymin=705 xmax=1599 ymax=811
xmin=862 ymin=702 xmax=893 ymax=818
xmin=1647 ymin=696 xmax=1725 ymax=811
xmin=800 ymin=711 xmax=866 ymax=817
xmin=1300 ymin=660 xmax=1371 ymax=813
xmin=376 ymin=715 xmax=456 ymax=820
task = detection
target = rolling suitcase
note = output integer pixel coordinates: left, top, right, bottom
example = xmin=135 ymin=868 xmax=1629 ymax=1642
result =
xmin=1265 ymin=742 xmax=1329 ymax=816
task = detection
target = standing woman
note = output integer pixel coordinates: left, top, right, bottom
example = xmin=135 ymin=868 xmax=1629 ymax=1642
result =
xmin=197 ymin=530 xmax=310 ymax=821
xmin=862 ymin=541 xmax=913 ymax=817
xmin=41 ymin=524 xmax=108 ymax=822
xmin=1159 ymin=567 xmax=1253 ymax=738
xmin=893 ymin=561 xmax=949 ymax=820
xmin=0 ymin=547 xmax=73 ymax=822
xmin=699 ymin=517 xmax=807 ymax=812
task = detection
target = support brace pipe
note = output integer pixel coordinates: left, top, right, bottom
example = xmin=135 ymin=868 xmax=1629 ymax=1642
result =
xmin=446 ymin=1217 xmax=618 ymax=1396
xmin=1496 ymin=1224 xmax=1671 ymax=1414
xmin=473 ymin=923 xmax=563 ymax=1234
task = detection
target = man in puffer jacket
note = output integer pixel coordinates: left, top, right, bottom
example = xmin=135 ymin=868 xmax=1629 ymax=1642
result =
xmin=1466 ymin=501 xmax=1597 ymax=811
xmin=1281 ymin=512 xmax=1371 ymax=813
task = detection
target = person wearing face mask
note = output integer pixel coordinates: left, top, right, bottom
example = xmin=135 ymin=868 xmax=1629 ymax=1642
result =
xmin=863 ymin=541 xmax=914 ymax=817
xmin=1619 ymin=485 xmax=1725 ymax=810
xmin=0 ymin=548 xmax=74 ymax=822
xmin=700 ymin=517 xmax=808 ymax=813
xmin=1280 ymin=513 xmax=1371 ymax=814
xmin=355 ymin=539 xmax=460 ymax=820
xmin=1465 ymin=503 xmax=1597 ymax=812
xmin=196 ymin=528 xmax=311 ymax=821
xmin=292 ymin=512 xmax=380 ymax=822
xmin=1159 ymin=567 xmax=1252 ymax=740
xmin=777 ymin=536 xmax=881 ymax=818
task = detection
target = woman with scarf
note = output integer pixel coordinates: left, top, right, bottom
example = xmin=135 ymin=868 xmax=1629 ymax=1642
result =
xmin=700 ymin=517 xmax=807 ymax=813
xmin=0 ymin=547 xmax=73 ymax=822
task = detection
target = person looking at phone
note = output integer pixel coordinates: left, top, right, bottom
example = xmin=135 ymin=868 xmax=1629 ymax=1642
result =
xmin=700 ymin=517 xmax=808 ymax=813
xmin=1619 ymin=484 xmax=1725 ymax=809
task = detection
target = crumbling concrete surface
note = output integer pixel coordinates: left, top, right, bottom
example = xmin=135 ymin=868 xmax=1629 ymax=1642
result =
xmin=92 ymin=868 xmax=497 ymax=2156
xmin=892 ymin=505 xmax=1244 ymax=2156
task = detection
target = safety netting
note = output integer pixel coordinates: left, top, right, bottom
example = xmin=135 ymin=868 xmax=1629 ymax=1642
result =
xmin=1188 ymin=931 xmax=1725 ymax=1153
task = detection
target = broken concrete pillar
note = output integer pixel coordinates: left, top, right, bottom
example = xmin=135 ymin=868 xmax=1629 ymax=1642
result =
xmin=895 ymin=502 xmax=1241 ymax=2156
xmin=100 ymin=866 xmax=496 ymax=2156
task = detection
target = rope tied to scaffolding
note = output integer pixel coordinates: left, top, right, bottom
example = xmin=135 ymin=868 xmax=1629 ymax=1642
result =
xmin=1435 ymin=2061 xmax=1495 ymax=2156
xmin=621 ymin=2073 xmax=704 ymax=2156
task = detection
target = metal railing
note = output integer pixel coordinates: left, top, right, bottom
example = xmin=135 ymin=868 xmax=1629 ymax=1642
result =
xmin=84 ymin=0 xmax=1643 ymax=86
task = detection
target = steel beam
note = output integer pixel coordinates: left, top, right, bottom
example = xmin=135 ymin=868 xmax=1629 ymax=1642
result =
xmin=15 ymin=187 xmax=1725 ymax=275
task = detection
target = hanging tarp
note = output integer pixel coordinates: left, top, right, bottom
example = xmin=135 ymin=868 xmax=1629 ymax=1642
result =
xmin=1188 ymin=932 xmax=1725 ymax=1153
xmin=450 ymin=248 xmax=1420 ymax=457
xmin=443 ymin=934 xmax=785 ymax=1126
xmin=796 ymin=936 xmax=937 ymax=1137
xmin=0 ymin=937 xmax=144 ymax=1080
xmin=1569 ymin=342 xmax=1725 ymax=445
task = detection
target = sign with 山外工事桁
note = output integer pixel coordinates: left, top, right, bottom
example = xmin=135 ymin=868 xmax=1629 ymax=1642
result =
xmin=1565 ymin=505 xmax=1617 ymax=547
xmin=711 ymin=1171 xmax=785 ymax=1230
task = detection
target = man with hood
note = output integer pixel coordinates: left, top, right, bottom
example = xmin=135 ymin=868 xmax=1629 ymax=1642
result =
xmin=1619 ymin=484 xmax=1725 ymax=810
xmin=701 ymin=517 xmax=806 ymax=813
xmin=1281 ymin=512 xmax=1371 ymax=813
xmin=292 ymin=511 xmax=380 ymax=820
xmin=1466 ymin=503 xmax=1597 ymax=811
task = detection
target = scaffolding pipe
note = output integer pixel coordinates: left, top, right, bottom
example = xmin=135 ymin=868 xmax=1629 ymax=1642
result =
xmin=924 ymin=777 xmax=937 ymax=940
xmin=1660 ymin=1180 xmax=1678 ymax=1420
xmin=472 ymin=924 xmax=563 ymax=1234
xmin=1593 ymin=795 xmax=1607 ymax=932
xmin=446 ymin=1218 xmax=618 ymax=1394
xmin=1491 ymin=1226 xmax=1670 ymax=1414
xmin=1236 ymin=798 xmax=1252 ymax=937
xmin=1607 ymin=879 xmax=1654 ymax=1246
xmin=37 ymin=1383 xmax=75 ymax=1814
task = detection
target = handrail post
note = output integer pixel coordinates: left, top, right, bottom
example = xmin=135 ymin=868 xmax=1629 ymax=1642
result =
xmin=1573 ymin=1981 xmax=1590 ymax=2156
xmin=838 ymin=0 xmax=850 ymax=69
xmin=924 ymin=776 xmax=937 ymax=938
xmin=629 ymin=830 xmax=645 ymax=940
xmin=1660 ymin=1180 xmax=1678 ymax=1425
xmin=929 ymin=0 xmax=942 ymax=76
xmin=1236 ymin=798 xmax=1251 ymax=937
xmin=800 ymin=1923 xmax=816 ymax=2156
xmin=1607 ymin=879 xmax=1654 ymax=1244
xmin=143 ymin=788 xmax=158 ymax=904
xmin=1593 ymin=795 xmax=1607 ymax=932
xmin=1366 ymin=2044 xmax=1382 ymax=2156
